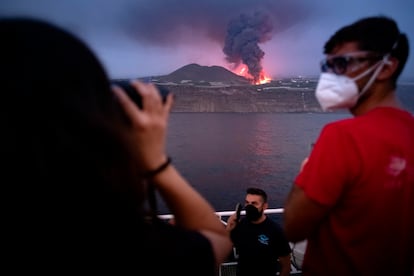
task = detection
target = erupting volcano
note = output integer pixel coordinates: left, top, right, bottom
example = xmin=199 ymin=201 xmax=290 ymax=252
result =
xmin=235 ymin=64 xmax=271 ymax=85
xmin=223 ymin=11 xmax=273 ymax=85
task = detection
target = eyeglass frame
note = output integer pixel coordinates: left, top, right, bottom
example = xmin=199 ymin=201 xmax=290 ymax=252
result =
xmin=320 ymin=51 xmax=384 ymax=75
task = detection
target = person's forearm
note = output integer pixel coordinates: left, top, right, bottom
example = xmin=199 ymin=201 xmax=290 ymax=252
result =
xmin=284 ymin=185 xmax=327 ymax=242
xmin=280 ymin=268 xmax=290 ymax=276
xmin=279 ymin=256 xmax=291 ymax=276
xmin=152 ymin=164 xmax=233 ymax=267
xmin=151 ymin=164 xmax=226 ymax=234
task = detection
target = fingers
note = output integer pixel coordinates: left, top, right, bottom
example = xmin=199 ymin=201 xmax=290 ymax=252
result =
xmin=227 ymin=213 xmax=236 ymax=223
xmin=112 ymin=84 xmax=141 ymax=118
xmin=112 ymin=81 xmax=170 ymax=171
xmin=113 ymin=80 xmax=173 ymax=113
xmin=164 ymin=92 xmax=174 ymax=113
xmin=226 ymin=213 xmax=237 ymax=231
xmin=130 ymin=81 xmax=160 ymax=111
xmin=130 ymin=81 xmax=173 ymax=114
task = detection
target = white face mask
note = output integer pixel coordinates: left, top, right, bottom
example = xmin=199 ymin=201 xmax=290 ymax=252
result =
xmin=315 ymin=58 xmax=388 ymax=111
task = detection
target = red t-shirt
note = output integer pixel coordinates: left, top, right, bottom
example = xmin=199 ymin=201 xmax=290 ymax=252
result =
xmin=295 ymin=107 xmax=414 ymax=276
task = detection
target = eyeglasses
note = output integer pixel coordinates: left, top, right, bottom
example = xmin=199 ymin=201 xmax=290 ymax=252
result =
xmin=320 ymin=51 xmax=383 ymax=75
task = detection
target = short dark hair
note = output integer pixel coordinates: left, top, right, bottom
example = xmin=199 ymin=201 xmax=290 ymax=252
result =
xmin=246 ymin=187 xmax=268 ymax=203
xmin=323 ymin=15 xmax=409 ymax=85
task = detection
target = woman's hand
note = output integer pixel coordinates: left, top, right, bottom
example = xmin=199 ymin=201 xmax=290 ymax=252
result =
xmin=114 ymin=81 xmax=233 ymax=265
xmin=112 ymin=80 xmax=174 ymax=172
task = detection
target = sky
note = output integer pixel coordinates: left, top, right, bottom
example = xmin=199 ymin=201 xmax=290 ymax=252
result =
xmin=1 ymin=0 xmax=413 ymax=80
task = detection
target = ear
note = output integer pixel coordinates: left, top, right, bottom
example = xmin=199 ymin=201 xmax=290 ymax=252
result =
xmin=377 ymin=56 xmax=399 ymax=81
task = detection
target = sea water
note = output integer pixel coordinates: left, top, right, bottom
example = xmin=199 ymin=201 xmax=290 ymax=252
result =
xmin=156 ymin=112 xmax=350 ymax=214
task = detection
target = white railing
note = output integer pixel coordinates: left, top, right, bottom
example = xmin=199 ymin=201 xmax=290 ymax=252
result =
xmin=158 ymin=207 xmax=285 ymax=222
xmin=158 ymin=208 xmax=303 ymax=276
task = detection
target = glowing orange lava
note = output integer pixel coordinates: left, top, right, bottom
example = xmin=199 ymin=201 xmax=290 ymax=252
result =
xmin=256 ymin=72 xmax=272 ymax=85
xmin=233 ymin=64 xmax=271 ymax=85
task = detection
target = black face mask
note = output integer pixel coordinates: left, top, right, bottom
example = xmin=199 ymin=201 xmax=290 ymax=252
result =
xmin=245 ymin=204 xmax=262 ymax=222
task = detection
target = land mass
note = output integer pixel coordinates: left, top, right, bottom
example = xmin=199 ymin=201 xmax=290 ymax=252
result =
xmin=113 ymin=63 xmax=414 ymax=113
xmin=162 ymin=83 xmax=322 ymax=113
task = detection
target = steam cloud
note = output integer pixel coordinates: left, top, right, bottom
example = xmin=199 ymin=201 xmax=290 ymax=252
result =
xmin=223 ymin=11 xmax=273 ymax=83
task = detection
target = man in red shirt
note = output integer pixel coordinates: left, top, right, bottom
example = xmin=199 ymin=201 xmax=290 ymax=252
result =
xmin=283 ymin=16 xmax=414 ymax=276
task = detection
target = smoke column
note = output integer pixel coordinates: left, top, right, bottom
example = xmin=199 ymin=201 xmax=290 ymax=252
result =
xmin=0 ymin=0 xmax=313 ymax=78
xmin=223 ymin=11 xmax=273 ymax=83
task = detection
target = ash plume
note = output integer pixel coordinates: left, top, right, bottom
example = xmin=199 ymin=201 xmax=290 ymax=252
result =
xmin=118 ymin=1 xmax=309 ymax=50
xmin=0 ymin=0 xmax=312 ymax=78
xmin=223 ymin=11 xmax=274 ymax=83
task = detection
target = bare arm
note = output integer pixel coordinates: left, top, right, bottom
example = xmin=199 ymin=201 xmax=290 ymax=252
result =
xmin=283 ymin=184 xmax=328 ymax=242
xmin=113 ymin=81 xmax=232 ymax=267
xmin=278 ymin=255 xmax=291 ymax=276
xmin=152 ymin=165 xmax=233 ymax=265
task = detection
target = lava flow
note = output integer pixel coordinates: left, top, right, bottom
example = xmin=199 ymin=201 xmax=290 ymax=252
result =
xmin=234 ymin=64 xmax=271 ymax=85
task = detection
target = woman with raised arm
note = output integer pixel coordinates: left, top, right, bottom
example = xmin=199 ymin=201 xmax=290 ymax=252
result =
xmin=1 ymin=17 xmax=231 ymax=275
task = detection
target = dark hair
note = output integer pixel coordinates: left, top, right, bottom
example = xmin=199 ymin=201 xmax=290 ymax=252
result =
xmin=0 ymin=17 xmax=148 ymax=240
xmin=246 ymin=187 xmax=268 ymax=203
xmin=324 ymin=15 xmax=409 ymax=85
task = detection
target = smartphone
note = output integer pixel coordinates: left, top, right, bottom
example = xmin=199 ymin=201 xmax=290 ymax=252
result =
xmin=112 ymin=80 xmax=170 ymax=109
xmin=235 ymin=203 xmax=242 ymax=222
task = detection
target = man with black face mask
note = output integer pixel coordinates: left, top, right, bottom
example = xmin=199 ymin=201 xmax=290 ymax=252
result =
xmin=284 ymin=16 xmax=414 ymax=276
xmin=226 ymin=188 xmax=291 ymax=276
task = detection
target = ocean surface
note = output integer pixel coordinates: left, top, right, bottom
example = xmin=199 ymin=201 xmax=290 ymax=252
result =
xmin=155 ymin=84 xmax=414 ymax=215
xmin=155 ymin=112 xmax=351 ymax=214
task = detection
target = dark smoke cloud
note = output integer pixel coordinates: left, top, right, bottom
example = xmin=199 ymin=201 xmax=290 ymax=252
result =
xmin=121 ymin=0 xmax=310 ymax=48
xmin=223 ymin=11 xmax=273 ymax=82
xmin=2 ymin=0 xmax=413 ymax=80
xmin=0 ymin=0 xmax=313 ymax=77
xmin=117 ymin=0 xmax=310 ymax=80
xmin=116 ymin=0 xmax=310 ymax=80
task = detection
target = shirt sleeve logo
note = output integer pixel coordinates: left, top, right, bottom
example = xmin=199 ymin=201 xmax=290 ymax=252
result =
xmin=385 ymin=156 xmax=406 ymax=188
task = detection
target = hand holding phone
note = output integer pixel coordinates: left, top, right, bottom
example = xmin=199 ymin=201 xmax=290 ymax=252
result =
xmin=235 ymin=203 xmax=242 ymax=223
xmin=226 ymin=203 xmax=243 ymax=231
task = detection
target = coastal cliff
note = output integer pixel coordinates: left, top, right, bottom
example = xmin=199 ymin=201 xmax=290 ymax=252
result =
xmin=166 ymin=85 xmax=323 ymax=113
xmin=114 ymin=64 xmax=413 ymax=113
xmin=151 ymin=64 xmax=324 ymax=113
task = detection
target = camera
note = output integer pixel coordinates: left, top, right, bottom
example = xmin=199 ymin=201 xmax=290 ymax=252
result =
xmin=112 ymin=80 xmax=170 ymax=109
